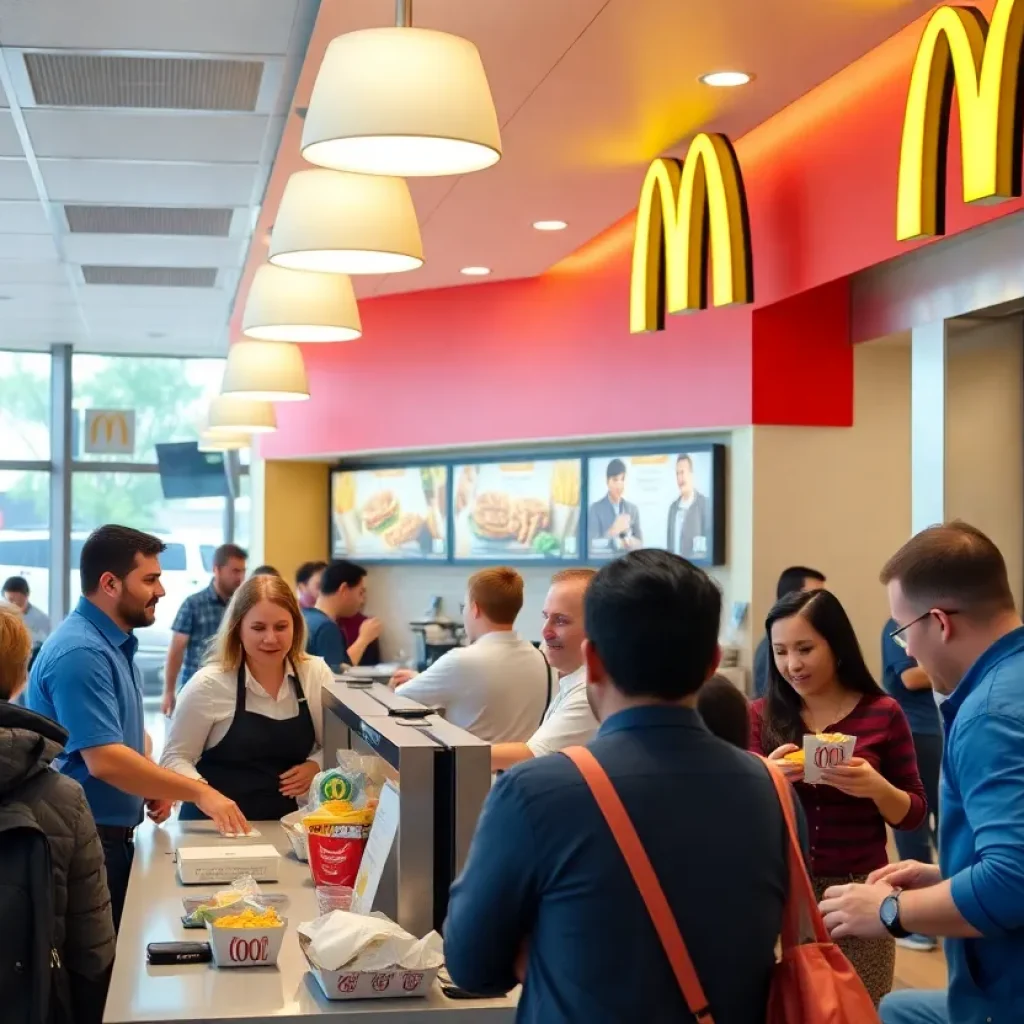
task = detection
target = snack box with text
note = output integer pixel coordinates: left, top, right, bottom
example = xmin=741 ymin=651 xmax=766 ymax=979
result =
xmin=207 ymin=917 xmax=287 ymax=969
xmin=300 ymin=941 xmax=439 ymax=1001
xmin=176 ymin=844 xmax=281 ymax=885
xmin=801 ymin=732 xmax=857 ymax=785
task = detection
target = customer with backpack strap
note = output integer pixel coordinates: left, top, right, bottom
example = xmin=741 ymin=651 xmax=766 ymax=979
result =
xmin=0 ymin=605 xmax=114 ymax=1024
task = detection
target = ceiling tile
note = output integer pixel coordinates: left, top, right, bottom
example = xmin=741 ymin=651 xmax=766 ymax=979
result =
xmin=0 ymin=234 xmax=59 ymax=259
xmin=39 ymin=159 xmax=258 ymax=205
xmin=24 ymin=109 xmax=270 ymax=163
xmin=64 ymin=234 xmax=244 ymax=268
xmin=81 ymin=265 xmax=218 ymax=287
xmin=0 ymin=200 xmax=50 ymax=233
xmin=0 ymin=281 xmax=76 ymax=305
xmin=0 ymin=112 xmax=23 ymax=157
xmin=0 ymin=260 xmax=67 ymax=284
xmin=0 ymin=0 xmax=302 ymax=55
xmin=0 ymin=160 xmax=40 ymax=200
xmin=64 ymin=204 xmax=234 ymax=237
xmin=78 ymin=284 xmax=228 ymax=307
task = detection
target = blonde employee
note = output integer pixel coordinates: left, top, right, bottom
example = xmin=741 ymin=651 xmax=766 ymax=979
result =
xmin=161 ymin=574 xmax=333 ymax=820
xmin=491 ymin=569 xmax=598 ymax=771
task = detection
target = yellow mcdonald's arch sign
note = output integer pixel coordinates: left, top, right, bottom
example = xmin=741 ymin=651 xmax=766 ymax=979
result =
xmin=84 ymin=409 xmax=135 ymax=455
xmin=897 ymin=0 xmax=1024 ymax=241
xmin=629 ymin=132 xmax=753 ymax=334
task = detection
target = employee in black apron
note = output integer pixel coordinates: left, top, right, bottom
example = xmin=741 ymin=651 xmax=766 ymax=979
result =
xmin=160 ymin=573 xmax=334 ymax=821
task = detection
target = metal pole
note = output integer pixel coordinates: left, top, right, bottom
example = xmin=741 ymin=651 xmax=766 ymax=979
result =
xmin=48 ymin=344 xmax=73 ymax=624
xmin=395 ymin=0 xmax=412 ymax=28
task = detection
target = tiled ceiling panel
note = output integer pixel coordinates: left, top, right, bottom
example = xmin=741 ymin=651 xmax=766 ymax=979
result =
xmin=65 ymin=235 xmax=244 ymax=268
xmin=0 ymin=201 xmax=52 ymax=234
xmin=25 ymin=53 xmax=265 ymax=112
xmin=0 ymin=234 xmax=59 ymax=260
xmin=78 ymin=285 xmax=230 ymax=309
xmin=0 ymin=160 xmax=42 ymax=200
xmin=81 ymin=265 xmax=218 ymax=287
xmin=0 ymin=112 xmax=23 ymax=157
xmin=0 ymin=261 xmax=68 ymax=285
xmin=65 ymin=205 xmax=234 ymax=237
xmin=24 ymin=109 xmax=270 ymax=163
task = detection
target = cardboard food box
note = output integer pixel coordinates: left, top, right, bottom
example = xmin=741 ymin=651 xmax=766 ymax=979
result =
xmin=302 ymin=948 xmax=439 ymax=1001
xmin=802 ymin=733 xmax=857 ymax=785
xmin=207 ymin=919 xmax=287 ymax=969
xmin=176 ymin=844 xmax=281 ymax=885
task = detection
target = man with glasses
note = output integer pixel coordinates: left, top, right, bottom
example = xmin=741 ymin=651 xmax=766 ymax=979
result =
xmin=819 ymin=522 xmax=1024 ymax=1024
xmin=880 ymin=615 xmax=941 ymax=952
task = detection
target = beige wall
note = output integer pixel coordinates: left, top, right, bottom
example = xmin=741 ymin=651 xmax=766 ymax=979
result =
xmin=748 ymin=340 xmax=913 ymax=677
xmin=945 ymin=319 xmax=1024 ymax=606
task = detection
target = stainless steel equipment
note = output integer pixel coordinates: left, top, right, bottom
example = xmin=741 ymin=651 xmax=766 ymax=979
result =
xmin=321 ymin=681 xmax=491 ymax=939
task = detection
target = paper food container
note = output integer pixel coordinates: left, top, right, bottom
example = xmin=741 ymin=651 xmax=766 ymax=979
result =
xmin=301 ymin=946 xmax=438 ymax=1001
xmin=207 ymin=919 xmax=287 ymax=968
xmin=802 ymin=733 xmax=857 ymax=785
xmin=280 ymin=811 xmax=308 ymax=862
xmin=176 ymin=844 xmax=281 ymax=885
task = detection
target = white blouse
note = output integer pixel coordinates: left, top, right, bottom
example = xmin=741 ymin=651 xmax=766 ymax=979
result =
xmin=160 ymin=656 xmax=331 ymax=781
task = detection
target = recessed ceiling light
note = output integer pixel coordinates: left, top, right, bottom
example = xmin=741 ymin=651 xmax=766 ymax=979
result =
xmin=533 ymin=220 xmax=567 ymax=231
xmin=699 ymin=71 xmax=753 ymax=88
xmin=460 ymin=266 xmax=491 ymax=276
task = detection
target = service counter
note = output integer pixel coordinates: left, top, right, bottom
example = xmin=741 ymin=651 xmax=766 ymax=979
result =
xmin=103 ymin=820 xmax=517 ymax=1024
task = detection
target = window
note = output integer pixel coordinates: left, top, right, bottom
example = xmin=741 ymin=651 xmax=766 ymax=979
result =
xmin=0 ymin=351 xmax=51 ymax=460
xmin=0 ymin=469 xmax=51 ymax=612
xmin=72 ymin=354 xmax=225 ymax=464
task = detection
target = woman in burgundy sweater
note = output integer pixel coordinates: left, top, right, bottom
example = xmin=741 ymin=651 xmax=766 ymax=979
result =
xmin=749 ymin=588 xmax=926 ymax=1006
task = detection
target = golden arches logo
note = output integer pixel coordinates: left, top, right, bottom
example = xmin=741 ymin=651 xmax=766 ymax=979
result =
xmin=89 ymin=411 xmax=129 ymax=447
xmin=629 ymin=132 xmax=753 ymax=334
xmin=897 ymin=0 xmax=1024 ymax=241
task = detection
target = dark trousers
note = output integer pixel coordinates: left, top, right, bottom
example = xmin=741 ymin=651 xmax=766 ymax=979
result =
xmin=894 ymin=731 xmax=943 ymax=864
xmin=99 ymin=832 xmax=135 ymax=932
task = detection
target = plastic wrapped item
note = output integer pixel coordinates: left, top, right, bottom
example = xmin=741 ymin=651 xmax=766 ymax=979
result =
xmin=316 ymin=884 xmax=354 ymax=917
xmin=308 ymin=751 xmax=385 ymax=812
xmin=181 ymin=873 xmax=265 ymax=928
xmin=281 ymin=808 xmax=309 ymax=861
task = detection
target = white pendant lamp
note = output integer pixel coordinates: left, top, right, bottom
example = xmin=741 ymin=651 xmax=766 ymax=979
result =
xmin=242 ymin=264 xmax=362 ymax=343
xmin=206 ymin=394 xmax=277 ymax=435
xmin=269 ymin=168 xmax=423 ymax=275
xmin=220 ymin=340 xmax=310 ymax=403
xmin=199 ymin=430 xmax=249 ymax=452
xmin=301 ymin=0 xmax=501 ymax=178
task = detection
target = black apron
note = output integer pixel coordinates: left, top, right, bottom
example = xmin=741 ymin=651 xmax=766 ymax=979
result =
xmin=180 ymin=660 xmax=316 ymax=822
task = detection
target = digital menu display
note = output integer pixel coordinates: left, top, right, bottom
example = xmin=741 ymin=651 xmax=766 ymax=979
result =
xmin=453 ymin=459 xmax=582 ymax=561
xmin=586 ymin=446 xmax=725 ymax=565
xmin=331 ymin=466 xmax=448 ymax=561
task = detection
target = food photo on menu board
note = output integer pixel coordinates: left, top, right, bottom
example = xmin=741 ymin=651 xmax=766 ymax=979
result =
xmin=331 ymin=466 xmax=448 ymax=561
xmin=586 ymin=447 xmax=725 ymax=565
xmin=453 ymin=459 xmax=582 ymax=561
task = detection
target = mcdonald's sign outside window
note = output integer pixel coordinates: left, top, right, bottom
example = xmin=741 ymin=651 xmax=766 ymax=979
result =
xmin=84 ymin=409 xmax=135 ymax=456
xmin=629 ymin=132 xmax=754 ymax=334
xmin=897 ymin=0 xmax=1024 ymax=240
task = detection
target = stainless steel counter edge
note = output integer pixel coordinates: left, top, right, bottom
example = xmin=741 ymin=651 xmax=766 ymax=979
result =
xmin=103 ymin=820 xmax=517 ymax=1024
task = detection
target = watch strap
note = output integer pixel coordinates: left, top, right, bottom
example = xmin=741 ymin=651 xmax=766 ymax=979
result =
xmin=881 ymin=890 xmax=910 ymax=939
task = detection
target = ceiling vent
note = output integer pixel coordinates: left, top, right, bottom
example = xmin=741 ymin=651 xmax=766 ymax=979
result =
xmin=65 ymin=205 xmax=233 ymax=237
xmin=25 ymin=53 xmax=263 ymax=111
xmin=82 ymin=266 xmax=218 ymax=287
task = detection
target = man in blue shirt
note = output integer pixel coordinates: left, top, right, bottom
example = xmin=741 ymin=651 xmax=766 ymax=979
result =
xmin=161 ymin=542 xmax=247 ymax=716
xmin=445 ymin=550 xmax=792 ymax=1023
xmin=881 ymin=617 xmax=942 ymax=953
xmin=27 ymin=525 xmax=249 ymax=928
xmin=302 ymin=560 xmax=380 ymax=672
xmin=752 ymin=565 xmax=826 ymax=697
xmin=820 ymin=522 xmax=1024 ymax=1023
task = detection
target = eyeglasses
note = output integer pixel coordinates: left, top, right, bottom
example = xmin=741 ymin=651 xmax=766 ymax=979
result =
xmin=889 ymin=608 xmax=958 ymax=650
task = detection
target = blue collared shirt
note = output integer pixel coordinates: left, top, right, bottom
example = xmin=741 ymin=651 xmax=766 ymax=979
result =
xmin=445 ymin=705 xmax=790 ymax=1023
xmin=940 ymin=625 xmax=1024 ymax=1020
xmin=302 ymin=607 xmax=346 ymax=672
xmin=26 ymin=597 xmax=145 ymax=827
xmin=171 ymin=581 xmax=228 ymax=687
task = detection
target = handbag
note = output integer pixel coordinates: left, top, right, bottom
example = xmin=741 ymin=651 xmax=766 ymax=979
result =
xmin=562 ymin=746 xmax=880 ymax=1024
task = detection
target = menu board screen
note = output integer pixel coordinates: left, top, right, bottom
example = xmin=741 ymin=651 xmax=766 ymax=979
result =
xmin=453 ymin=459 xmax=582 ymax=561
xmin=586 ymin=446 xmax=725 ymax=565
xmin=331 ymin=466 xmax=448 ymax=561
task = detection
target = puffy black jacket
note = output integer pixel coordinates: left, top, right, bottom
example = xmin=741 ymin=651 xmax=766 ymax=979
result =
xmin=0 ymin=701 xmax=115 ymax=1023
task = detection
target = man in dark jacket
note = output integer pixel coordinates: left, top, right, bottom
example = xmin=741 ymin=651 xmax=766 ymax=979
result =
xmin=1 ymin=607 xmax=115 ymax=1024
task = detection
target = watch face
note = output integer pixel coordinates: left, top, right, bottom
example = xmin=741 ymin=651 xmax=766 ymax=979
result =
xmin=880 ymin=895 xmax=899 ymax=929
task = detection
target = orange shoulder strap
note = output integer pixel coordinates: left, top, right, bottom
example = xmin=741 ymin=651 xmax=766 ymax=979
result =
xmin=563 ymin=746 xmax=714 ymax=1023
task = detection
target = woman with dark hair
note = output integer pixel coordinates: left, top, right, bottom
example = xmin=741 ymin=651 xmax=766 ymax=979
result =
xmin=749 ymin=589 xmax=927 ymax=1006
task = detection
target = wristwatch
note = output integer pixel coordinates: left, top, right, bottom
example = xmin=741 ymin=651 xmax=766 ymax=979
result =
xmin=879 ymin=889 xmax=910 ymax=939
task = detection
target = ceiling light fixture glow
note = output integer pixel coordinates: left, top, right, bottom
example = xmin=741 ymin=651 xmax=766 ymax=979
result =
xmin=206 ymin=395 xmax=277 ymax=435
xmin=242 ymin=264 xmax=362 ymax=343
xmin=532 ymin=220 xmax=568 ymax=231
xmin=301 ymin=4 xmax=501 ymax=178
xmin=699 ymin=71 xmax=753 ymax=88
xmin=269 ymin=168 xmax=423 ymax=276
xmin=460 ymin=266 xmax=491 ymax=276
xmin=199 ymin=430 xmax=250 ymax=452
xmin=220 ymin=340 xmax=310 ymax=403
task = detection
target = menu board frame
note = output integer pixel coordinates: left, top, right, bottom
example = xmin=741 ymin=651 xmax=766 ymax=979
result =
xmin=328 ymin=463 xmax=453 ymax=565
xmin=584 ymin=443 xmax=726 ymax=567
xmin=328 ymin=442 xmax=727 ymax=568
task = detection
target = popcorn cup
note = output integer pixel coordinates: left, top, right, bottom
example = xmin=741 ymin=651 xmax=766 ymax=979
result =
xmin=802 ymin=733 xmax=857 ymax=785
xmin=207 ymin=919 xmax=287 ymax=968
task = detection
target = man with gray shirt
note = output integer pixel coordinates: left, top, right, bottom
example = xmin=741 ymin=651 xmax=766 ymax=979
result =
xmin=3 ymin=575 xmax=51 ymax=646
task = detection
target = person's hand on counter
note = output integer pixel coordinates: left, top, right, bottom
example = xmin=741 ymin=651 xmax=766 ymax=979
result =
xmin=194 ymin=786 xmax=250 ymax=835
xmin=280 ymin=760 xmax=319 ymax=799
xmin=146 ymin=798 xmax=173 ymax=825
xmin=390 ymin=668 xmax=418 ymax=690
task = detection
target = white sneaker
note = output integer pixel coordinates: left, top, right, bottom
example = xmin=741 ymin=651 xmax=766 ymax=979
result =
xmin=895 ymin=933 xmax=937 ymax=952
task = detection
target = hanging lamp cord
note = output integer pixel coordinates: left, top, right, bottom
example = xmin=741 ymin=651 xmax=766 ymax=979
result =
xmin=395 ymin=0 xmax=412 ymax=28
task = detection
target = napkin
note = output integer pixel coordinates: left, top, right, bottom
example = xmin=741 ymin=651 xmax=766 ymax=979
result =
xmin=298 ymin=910 xmax=444 ymax=972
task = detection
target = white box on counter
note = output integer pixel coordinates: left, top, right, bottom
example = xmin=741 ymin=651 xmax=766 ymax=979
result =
xmin=207 ymin=920 xmax=287 ymax=969
xmin=303 ymin=951 xmax=439 ymax=1001
xmin=176 ymin=844 xmax=281 ymax=885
